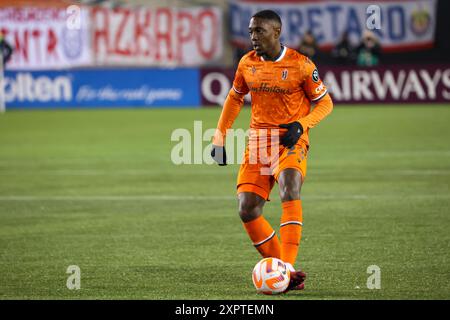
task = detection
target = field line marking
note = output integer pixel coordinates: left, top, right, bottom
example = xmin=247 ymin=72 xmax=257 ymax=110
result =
xmin=1 ymin=168 xmax=449 ymax=177
xmin=0 ymin=194 xmax=448 ymax=201
xmin=0 ymin=195 xmax=235 ymax=201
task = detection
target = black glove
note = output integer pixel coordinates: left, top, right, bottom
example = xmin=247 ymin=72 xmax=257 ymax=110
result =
xmin=279 ymin=121 xmax=303 ymax=148
xmin=211 ymin=144 xmax=227 ymax=166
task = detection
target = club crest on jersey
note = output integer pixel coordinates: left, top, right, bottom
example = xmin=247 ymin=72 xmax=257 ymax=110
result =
xmin=312 ymin=69 xmax=319 ymax=82
xmin=251 ymin=66 xmax=256 ymax=75
xmin=281 ymin=69 xmax=288 ymax=80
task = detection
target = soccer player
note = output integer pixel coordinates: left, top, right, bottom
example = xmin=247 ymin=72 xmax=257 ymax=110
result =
xmin=0 ymin=31 xmax=13 ymax=112
xmin=0 ymin=32 xmax=13 ymax=66
xmin=211 ymin=10 xmax=333 ymax=291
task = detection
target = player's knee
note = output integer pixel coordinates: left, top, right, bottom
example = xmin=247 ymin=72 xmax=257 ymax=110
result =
xmin=278 ymin=169 xmax=302 ymax=202
xmin=279 ymin=185 xmax=300 ymax=202
xmin=238 ymin=201 xmax=262 ymax=222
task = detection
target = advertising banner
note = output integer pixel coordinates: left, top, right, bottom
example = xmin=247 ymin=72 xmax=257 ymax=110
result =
xmin=229 ymin=0 xmax=437 ymax=52
xmin=92 ymin=6 xmax=223 ymax=66
xmin=0 ymin=6 xmax=92 ymax=70
xmin=4 ymin=68 xmax=200 ymax=108
xmin=200 ymin=65 xmax=450 ymax=105
xmin=322 ymin=64 xmax=450 ymax=103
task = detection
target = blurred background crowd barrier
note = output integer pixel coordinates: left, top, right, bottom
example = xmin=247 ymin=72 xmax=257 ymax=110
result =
xmin=0 ymin=0 xmax=449 ymax=108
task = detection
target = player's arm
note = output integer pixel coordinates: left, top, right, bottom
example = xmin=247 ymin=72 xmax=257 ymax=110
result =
xmin=279 ymin=60 xmax=333 ymax=148
xmin=297 ymin=92 xmax=333 ymax=131
xmin=211 ymin=61 xmax=249 ymax=165
xmin=212 ymin=88 xmax=246 ymax=146
xmin=297 ymin=60 xmax=333 ymax=131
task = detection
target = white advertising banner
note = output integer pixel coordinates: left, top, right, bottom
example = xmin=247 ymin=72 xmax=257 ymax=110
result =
xmin=92 ymin=6 xmax=223 ymax=66
xmin=0 ymin=6 xmax=92 ymax=70
xmin=229 ymin=0 xmax=437 ymax=51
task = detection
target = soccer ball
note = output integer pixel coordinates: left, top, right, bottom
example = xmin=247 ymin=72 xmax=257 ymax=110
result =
xmin=252 ymin=257 xmax=290 ymax=294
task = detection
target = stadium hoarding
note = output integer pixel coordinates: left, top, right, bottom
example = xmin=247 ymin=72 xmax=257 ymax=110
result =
xmin=0 ymin=6 xmax=93 ymax=70
xmin=3 ymin=68 xmax=200 ymax=108
xmin=200 ymin=65 xmax=450 ymax=105
xmin=200 ymin=68 xmax=250 ymax=106
xmin=229 ymin=0 xmax=437 ymax=52
xmin=0 ymin=5 xmax=223 ymax=70
xmin=92 ymin=6 xmax=223 ymax=67
xmin=321 ymin=64 xmax=450 ymax=104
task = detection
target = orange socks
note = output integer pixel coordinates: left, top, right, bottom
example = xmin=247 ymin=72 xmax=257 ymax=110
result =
xmin=242 ymin=200 xmax=302 ymax=265
xmin=280 ymin=200 xmax=303 ymax=266
xmin=243 ymin=216 xmax=281 ymax=259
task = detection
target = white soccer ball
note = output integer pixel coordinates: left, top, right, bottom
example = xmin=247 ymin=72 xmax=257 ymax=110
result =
xmin=252 ymin=257 xmax=290 ymax=295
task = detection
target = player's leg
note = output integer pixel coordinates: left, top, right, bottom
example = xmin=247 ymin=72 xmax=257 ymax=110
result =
xmin=273 ymin=143 xmax=308 ymax=291
xmin=278 ymin=168 xmax=306 ymax=290
xmin=278 ymin=168 xmax=303 ymax=266
xmin=236 ymin=142 xmax=281 ymax=258
xmin=238 ymin=191 xmax=281 ymax=259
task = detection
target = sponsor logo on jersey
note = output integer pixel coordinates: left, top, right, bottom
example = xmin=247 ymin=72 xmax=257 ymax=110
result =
xmin=249 ymin=82 xmax=291 ymax=94
xmin=315 ymin=82 xmax=325 ymax=94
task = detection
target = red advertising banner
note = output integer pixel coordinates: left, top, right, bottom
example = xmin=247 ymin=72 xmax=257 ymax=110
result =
xmin=0 ymin=6 xmax=92 ymax=70
xmin=92 ymin=6 xmax=223 ymax=66
xmin=201 ymin=65 xmax=450 ymax=105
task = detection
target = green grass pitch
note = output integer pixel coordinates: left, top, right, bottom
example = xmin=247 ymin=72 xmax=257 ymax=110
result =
xmin=0 ymin=105 xmax=449 ymax=300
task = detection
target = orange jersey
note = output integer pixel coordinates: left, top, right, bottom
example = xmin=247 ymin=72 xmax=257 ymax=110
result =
xmin=234 ymin=47 xmax=327 ymax=130
xmin=213 ymin=46 xmax=332 ymax=147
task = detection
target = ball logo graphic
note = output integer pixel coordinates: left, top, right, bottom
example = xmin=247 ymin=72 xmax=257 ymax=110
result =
xmin=252 ymin=257 xmax=290 ymax=295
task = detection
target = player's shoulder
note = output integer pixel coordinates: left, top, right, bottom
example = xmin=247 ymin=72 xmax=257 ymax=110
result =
xmin=238 ymin=50 xmax=260 ymax=66
xmin=284 ymin=47 xmax=314 ymax=66
xmin=285 ymin=48 xmax=317 ymax=80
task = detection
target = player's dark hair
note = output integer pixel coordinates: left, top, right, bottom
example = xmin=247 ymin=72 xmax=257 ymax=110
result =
xmin=252 ymin=10 xmax=282 ymax=27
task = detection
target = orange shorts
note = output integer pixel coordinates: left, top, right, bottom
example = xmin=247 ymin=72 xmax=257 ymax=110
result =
xmin=237 ymin=140 xmax=308 ymax=200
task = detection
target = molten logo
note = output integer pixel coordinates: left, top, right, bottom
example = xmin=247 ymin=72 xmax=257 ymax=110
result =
xmin=4 ymin=73 xmax=72 ymax=102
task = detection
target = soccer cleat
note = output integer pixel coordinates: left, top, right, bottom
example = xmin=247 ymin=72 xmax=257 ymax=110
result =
xmin=284 ymin=270 xmax=307 ymax=292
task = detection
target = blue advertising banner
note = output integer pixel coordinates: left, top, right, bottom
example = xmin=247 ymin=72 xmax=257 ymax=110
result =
xmin=4 ymin=68 xmax=200 ymax=108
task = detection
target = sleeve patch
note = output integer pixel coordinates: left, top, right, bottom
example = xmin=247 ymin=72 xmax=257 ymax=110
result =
xmin=312 ymin=69 xmax=319 ymax=83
